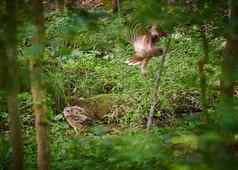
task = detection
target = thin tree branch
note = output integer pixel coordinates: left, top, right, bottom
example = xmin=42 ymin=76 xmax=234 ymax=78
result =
xmin=147 ymin=38 xmax=171 ymax=129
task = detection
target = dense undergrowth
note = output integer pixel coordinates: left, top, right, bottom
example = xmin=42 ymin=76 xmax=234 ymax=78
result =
xmin=1 ymin=8 xmax=237 ymax=170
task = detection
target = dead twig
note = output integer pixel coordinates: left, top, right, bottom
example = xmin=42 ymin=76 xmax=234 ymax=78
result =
xmin=147 ymin=37 xmax=171 ymax=129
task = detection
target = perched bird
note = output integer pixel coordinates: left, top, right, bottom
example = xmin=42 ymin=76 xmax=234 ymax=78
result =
xmin=63 ymin=106 xmax=92 ymax=134
xmin=126 ymin=25 xmax=168 ymax=76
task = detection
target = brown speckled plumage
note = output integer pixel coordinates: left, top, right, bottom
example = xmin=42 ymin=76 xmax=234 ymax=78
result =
xmin=63 ymin=106 xmax=92 ymax=133
xmin=126 ymin=25 xmax=167 ymax=76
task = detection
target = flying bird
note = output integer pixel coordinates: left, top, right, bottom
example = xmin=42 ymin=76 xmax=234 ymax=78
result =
xmin=126 ymin=25 xmax=168 ymax=76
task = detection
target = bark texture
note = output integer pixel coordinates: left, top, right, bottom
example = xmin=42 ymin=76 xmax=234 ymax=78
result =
xmin=221 ymin=1 xmax=238 ymax=104
xmin=5 ymin=0 xmax=24 ymax=169
xmin=31 ymin=1 xmax=50 ymax=170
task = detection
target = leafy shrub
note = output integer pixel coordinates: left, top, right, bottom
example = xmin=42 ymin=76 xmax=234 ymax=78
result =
xmin=0 ymin=136 xmax=11 ymax=170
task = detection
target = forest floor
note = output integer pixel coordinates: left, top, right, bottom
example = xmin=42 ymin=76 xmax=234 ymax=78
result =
xmin=1 ymin=9 xmax=236 ymax=170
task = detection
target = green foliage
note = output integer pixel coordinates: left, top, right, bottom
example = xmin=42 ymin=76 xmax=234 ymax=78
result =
xmin=129 ymin=0 xmax=226 ymax=34
xmin=20 ymin=122 xmax=231 ymax=170
xmin=16 ymin=7 xmax=225 ymax=118
xmin=0 ymin=136 xmax=10 ymax=170
xmin=2 ymin=1 xmax=238 ymax=170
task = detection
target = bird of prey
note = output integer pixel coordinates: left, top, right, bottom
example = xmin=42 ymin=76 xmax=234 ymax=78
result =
xmin=126 ymin=25 xmax=168 ymax=76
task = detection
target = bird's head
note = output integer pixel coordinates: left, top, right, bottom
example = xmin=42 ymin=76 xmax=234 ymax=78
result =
xmin=63 ymin=106 xmax=86 ymax=117
xmin=148 ymin=25 xmax=168 ymax=42
xmin=149 ymin=25 xmax=159 ymax=38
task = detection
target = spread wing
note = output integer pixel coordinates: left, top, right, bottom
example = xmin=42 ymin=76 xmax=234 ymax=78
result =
xmin=126 ymin=24 xmax=153 ymax=66
xmin=127 ymin=23 xmax=146 ymax=43
xmin=133 ymin=35 xmax=152 ymax=56
xmin=125 ymin=36 xmax=151 ymax=66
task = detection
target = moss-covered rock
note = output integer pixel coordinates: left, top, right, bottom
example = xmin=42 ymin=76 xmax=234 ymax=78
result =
xmin=69 ymin=94 xmax=134 ymax=120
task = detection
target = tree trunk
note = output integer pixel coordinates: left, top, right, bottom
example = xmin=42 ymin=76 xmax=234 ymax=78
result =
xmin=5 ymin=0 xmax=24 ymax=169
xmin=221 ymin=1 xmax=238 ymax=105
xmin=0 ymin=41 xmax=7 ymax=89
xmin=198 ymin=25 xmax=209 ymax=121
xmin=112 ymin=0 xmax=119 ymax=13
xmin=31 ymin=1 xmax=50 ymax=170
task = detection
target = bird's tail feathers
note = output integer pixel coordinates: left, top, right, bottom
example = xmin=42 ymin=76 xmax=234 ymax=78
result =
xmin=125 ymin=56 xmax=144 ymax=65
